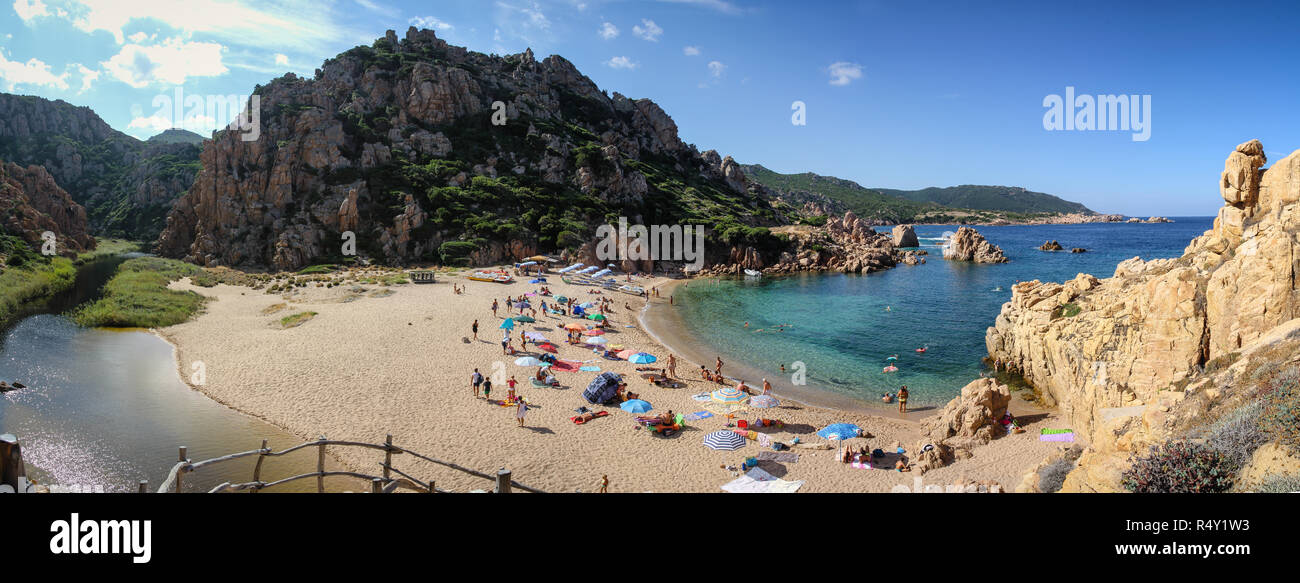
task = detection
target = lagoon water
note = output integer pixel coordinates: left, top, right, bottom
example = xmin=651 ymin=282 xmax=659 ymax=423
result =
xmin=663 ymin=218 xmax=1214 ymax=409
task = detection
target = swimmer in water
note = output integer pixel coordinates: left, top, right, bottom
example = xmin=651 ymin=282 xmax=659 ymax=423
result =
xmin=744 ymin=322 xmax=749 ymax=328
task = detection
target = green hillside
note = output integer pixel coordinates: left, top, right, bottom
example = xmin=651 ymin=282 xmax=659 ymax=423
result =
xmin=740 ymin=164 xmax=938 ymax=223
xmin=875 ymin=185 xmax=1093 ymax=214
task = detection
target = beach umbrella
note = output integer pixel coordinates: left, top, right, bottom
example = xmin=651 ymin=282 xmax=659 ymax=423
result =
xmin=703 ymin=430 xmax=747 ymax=451
xmin=817 ymin=423 xmax=863 ymax=441
xmin=706 ymin=385 xmax=750 ymax=415
xmin=537 ymin=343 xmax=558 ymax=353
xmin=615 ymin=349 xmax=637 ymax=359
xmin=619 ymin=399 xmax=653 ymax=413
xmin=587 ymin=314 xmax=606 ymax=321
xmin=515 ymin=357 xmax=545 ymax=367
xmin=514 ymin=315 xmax=536 ymax=323
xmin=886 ymin=356 xmax=898 ymax=362
xmin=564 ymin=323 xmax=586 ymax=331
xmin=628 ymin=353 xmax=657 ymax=364
xmin=750 ymin=394 xmax=780 ymax=409
xmin=556 ymin=296 xmax=568 ymax=303
xmin=517 ymin=301 xmax=531 ymax=309
xmin=585 ymin=337 xmax=608 ymax=345
xmin=578 ymin=302 xmax=597 ymax=309
xmin=499 ymin=318 xmax=515 ymax=330
xmin=524 ymin=331 xmax=548 ymax=341
xmin=583 ymin=329 xmax=606 ymax=336
xmin=609 ymin=344 xmax=625 ymax=351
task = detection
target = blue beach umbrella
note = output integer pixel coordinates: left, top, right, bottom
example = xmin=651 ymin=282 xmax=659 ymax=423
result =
xmin=499 ymin=318 xmax=515 ymax=330
xmin=702 ymin=430 xmax=746 ymax=451
xmin=628 ymin=352 xmax=657 ymax=364
xmin=817 ymin=423 xmax=863 ymax=440
xmin=619 ymin=399 xmax=653 ymax=413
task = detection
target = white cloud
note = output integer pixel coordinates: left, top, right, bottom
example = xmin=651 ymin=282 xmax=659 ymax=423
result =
xmin=827 ymin=61 xmax=863 ymax=86
xmin=683 ymin=45 xmax=700 ymax=56
xmin=605 ymin=56 xmax=638 ymax=70
xmin=40 ymin=0 xmax=353 ymax=56
xmin=707 ymin=60 xmax=725 ymax=77
xmin=658 ymin=0 xmax=742 ymax=15
xmin=354 ymin=0 xmax=398 ymax=18
xmin=13 ymin=0 xmax=48 ymax=21
xmin=632 ymin=19 xmax=662 ymax=41
xmin=73 ymin=63 xmax=99 ymax=92
xmin=598 ymin=21 xmax=618 ymax=40
xmin=409 ymin=15 xmax=453 ymax=31
xmin=274 ymin=53 xmax=289 ymax=66
xmin=0 ymin=50 xmax=69 ymax=90
xmin=101 ymin=38 xmax=228 ymax=88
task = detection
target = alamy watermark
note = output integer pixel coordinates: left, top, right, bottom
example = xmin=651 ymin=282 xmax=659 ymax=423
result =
xmin=1043 ymin=86 xmax=1150 ymax=142
xmin=594 ymin=217 xmax=705 ymax=270
xmin=135 ymin=87 xmax=260 ymax=141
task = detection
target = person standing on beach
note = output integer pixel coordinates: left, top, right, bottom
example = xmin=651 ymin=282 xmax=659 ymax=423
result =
xmin=898 ymin=386 xmax=909 ymax=413
xmin=507 ymin=376 xmax=518 ymax=401
xmin=472 ymin=319 xmax=479 ymax=341
xmin=668 ymin=353 xmax=678 ymax=379
xmin=715 ymin=356 xmax=724 ymax=376
xmin=501 ymin=330 xmax=510 ymax=355
xmin=516 ymin=397 xmax=528 ymax=427
xmin=471 ymin=369 xmax=483 ymax=398
xmin=762 ymin=378 xmax=771 ymax=395
xmin=598 ymin=475 xmax=609 ymax=493
xmin=492 ymin=299 xmax=498 ymax=318
xmin=483 ymin=377 xmax=492 ymax=401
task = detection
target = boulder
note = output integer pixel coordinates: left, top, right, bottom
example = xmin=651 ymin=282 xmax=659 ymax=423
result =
xmin=1038 ymin=240 xmax=1063 ymax=251
xmin=942 ymin=226 xmax=1007 ymax=263
xmin=892 ymin=224 xmax=919 ymax=248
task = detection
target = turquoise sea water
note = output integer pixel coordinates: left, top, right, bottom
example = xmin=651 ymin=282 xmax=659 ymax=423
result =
xmin=667 ymin=218 xmax=1215 ymax=409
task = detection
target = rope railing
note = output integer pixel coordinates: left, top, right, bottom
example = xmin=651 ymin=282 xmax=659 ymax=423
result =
xmin=154 ymin=434 xmax=545 ymax=494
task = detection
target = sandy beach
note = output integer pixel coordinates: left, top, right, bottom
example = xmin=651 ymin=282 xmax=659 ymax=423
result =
xmin=159 ymin=269 xmax=1064 ymax=492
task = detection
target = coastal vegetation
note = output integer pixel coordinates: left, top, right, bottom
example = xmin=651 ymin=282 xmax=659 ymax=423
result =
xmin=69 ymin=256 xmax=206 ymax=328
xmin=0 ymin=232 xmax=76 ymax=323
xmin=279 ymin=311 xmax=317 ymax=328
xmin=1121 ymin=441 xmax=1239 ymax=493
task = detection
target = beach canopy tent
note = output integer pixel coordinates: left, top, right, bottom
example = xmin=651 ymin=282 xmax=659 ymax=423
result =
xmin=517 ymin=261 xmax=537 ymax=267
xmin=573 ymin=306 xmax=587 ymax=316
xmin=817 ymin=423 xmax=862 ymax=440
xmin=557 ymin=264 xmax=584 ymax=274
xmin=582 ymin=372 xmax=624 ymax=405
xmin=591 ymin=268 xmax=612 ymax=278
xmin=578 ymin=266 xmax=599 ymax=274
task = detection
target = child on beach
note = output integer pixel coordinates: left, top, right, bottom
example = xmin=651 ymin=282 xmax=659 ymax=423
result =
xmin=471 ymin=319 xmax=479 ymax=341
xmin=482 ymin=378 xmax=492 ymax=401
xmin=898 ymin=386 xmax=909 ymax=413
xmin=471 ymin=369 xmax=483 ymax=398
xmin=492 ymin=300 xmax=498 ymax=317
xmin=598 ymin=475 xmax=609 ymax=493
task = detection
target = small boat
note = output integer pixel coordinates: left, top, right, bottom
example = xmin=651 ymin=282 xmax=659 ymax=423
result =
xmin=916 ymin=347 xmax=927 ymax=353
xmin=469 ymin=270 xmax=513 ymax=283
xmin=617 ymin=285 xmax=645 ymax=296
xmin=744 ymin=269 xmax=762 ymax=277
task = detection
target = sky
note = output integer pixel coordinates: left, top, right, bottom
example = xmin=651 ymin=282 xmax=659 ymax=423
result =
xmin=2 ymin=0 xmax=1298 ymax=216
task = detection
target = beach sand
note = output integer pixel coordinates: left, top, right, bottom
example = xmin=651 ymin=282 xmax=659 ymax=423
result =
xmin=159 ymin=269 xmax=1065 ymax=493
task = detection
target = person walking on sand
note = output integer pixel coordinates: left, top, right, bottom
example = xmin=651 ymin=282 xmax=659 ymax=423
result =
xmin=483 ymin=377 xmax=492 ymax=401
xmin=471 ymin=368 xmax=483 ymax=398
xmin=598 ymin=475 xmax=609 ymax=493
xmin=507 ymin=375 xmax=518 ymax=401
xmin=715 ymin=356 xmax=724 ymax=376
xmin=472 ymin=319 xmax=479 ymax=341
xmin=501 ymin=330 xmax=510 ymax=355
xmin=762 ymin=378 xmax=771 ymax=395
xmin=492 ymin=299 xmax=499 ymax=318
xmin=898 ymin=386 xmax=909 ymax=414
xmin=668 ymin=353 xmax=678 ymax=379
xmin=516 ymin=397 xmax=528 ymax=427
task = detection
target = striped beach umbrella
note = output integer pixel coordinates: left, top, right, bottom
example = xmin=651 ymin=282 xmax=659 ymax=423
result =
xmin=750 ymin=394 xmax=780 ymax=409
xmin=706 ymin=385 xmax=750 ymax=415
xmin=564 ymin=323 xmax=586 ymax=331
xmin=702 ymin=430 xmax=746 ymax=451
xmin=583 ymin=329 xmax=606 ymax=336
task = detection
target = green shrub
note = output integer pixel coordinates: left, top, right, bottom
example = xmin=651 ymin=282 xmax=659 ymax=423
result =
xmin=69 ymin=257 xmax=206 ymax=328
xmin=280 ymin=311 xmax=317 ymax=328
xmin=1252 ymin=472 xmax=1300 ymax=493
xmin=1258 ymin=367 xmax=1300 ymax=454
xmin=1121 ymin=441 xmax=1238 ymax=493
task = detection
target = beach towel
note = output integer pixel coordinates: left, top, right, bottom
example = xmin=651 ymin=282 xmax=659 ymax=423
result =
xmin=552 ymin=360 xmax=581 ymax=372
xmin=850 ymin=461 xmax=873 ymax=470
xmin=720 ymin=467 xmax=804 ymax=493
xmin=690 ymin=393 xmax=713 ymax=402
xmin=683 ymin=411 xmax=713 ymax=421
xmin=756 ymin=433 xmax=773 ymax=448
xmin=756 ymin=451 xmax=800 ymax=463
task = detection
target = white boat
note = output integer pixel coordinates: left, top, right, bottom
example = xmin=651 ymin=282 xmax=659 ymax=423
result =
xmin=744 ymin=269 xmax=762 ymax=277
xmin=617 ymin=285 xmax=646 ymax=296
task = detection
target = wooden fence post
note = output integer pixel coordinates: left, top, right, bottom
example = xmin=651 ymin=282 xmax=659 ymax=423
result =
xmin=383 ymin=434 xmax=393 ymax=480
xmin=495 ymin=468 xmax=512 ymax=494
xmin=138 ymin=480 xmax=148 ymax=493
xmin=371 ymin=478 xmax=383 ymax=493
xmin=317 ymin=438 xmax=326 ymax=493
xmin=176 ymin=446 xmax=188 ymax=493
xmin=251 ymin=439 xmax=268 ymax=493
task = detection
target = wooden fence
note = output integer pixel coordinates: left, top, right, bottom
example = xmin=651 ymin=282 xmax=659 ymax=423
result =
xmin=153 ymin=434 xmax=545 ymax=494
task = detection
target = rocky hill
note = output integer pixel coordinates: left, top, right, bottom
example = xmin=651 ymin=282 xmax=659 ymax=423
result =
xmin=983 ymin=139 xmax=1300 ymax=491
xmin=0 ymin=160 xmax=95 ymax=256
xmin=0 ymin=94 xmax=202 ymax=242
xmin=148 ymin=129 xmax=207 ymax=145
xmin=157 ymin=28 xmax=789 ymax=271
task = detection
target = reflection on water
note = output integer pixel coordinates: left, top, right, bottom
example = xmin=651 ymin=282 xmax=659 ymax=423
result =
xmin=0 ymin=256 xmax=343 ymax=492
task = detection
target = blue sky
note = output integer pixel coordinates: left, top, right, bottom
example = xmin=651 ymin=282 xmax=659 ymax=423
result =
xmin=2 ymin=0 xmax=1298 ymax=216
